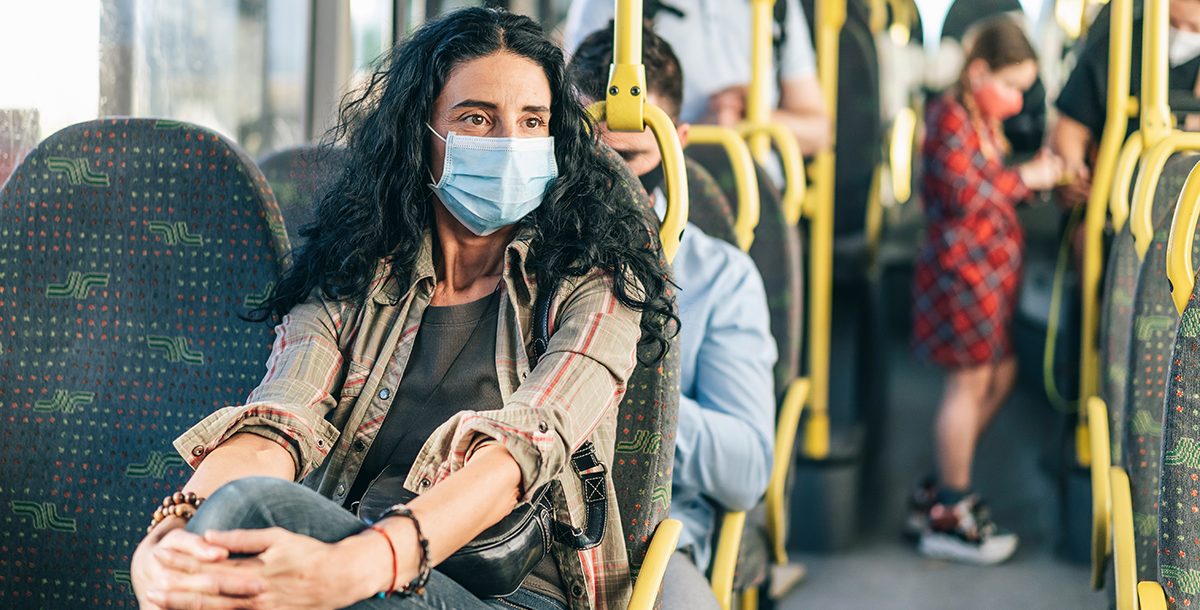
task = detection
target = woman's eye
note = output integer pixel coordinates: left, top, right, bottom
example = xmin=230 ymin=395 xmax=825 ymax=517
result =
xmin=466 ymin=115 xmax=486 ymax=126
xmin=525 ymin=117 xmax=546 ymax=129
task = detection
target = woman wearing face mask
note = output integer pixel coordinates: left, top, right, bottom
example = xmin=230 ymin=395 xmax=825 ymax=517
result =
xmin=128 ymin=8 xmax=675 ymax=610
xmin=906 ymin=18 xmax=1062 ymax=566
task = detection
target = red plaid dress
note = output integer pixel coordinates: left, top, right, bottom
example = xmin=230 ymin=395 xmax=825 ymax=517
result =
xmin=912 ymin=95 xmax=1031 ymax=368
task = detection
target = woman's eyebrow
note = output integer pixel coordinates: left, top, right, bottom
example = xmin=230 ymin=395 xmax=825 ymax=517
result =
xmin=451 ymin=99 xmax=498 ymax=111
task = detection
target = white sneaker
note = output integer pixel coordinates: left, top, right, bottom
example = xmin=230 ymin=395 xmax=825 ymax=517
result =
xmin=917 ymin=495 xmax=1019 ymax=565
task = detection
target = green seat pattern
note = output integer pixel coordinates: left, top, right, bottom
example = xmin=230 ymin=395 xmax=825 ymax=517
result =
xmin=0 ymin=118 xmax=287 ymax=608
xmin=1124 ymin=154 xmax=1200 ymax=583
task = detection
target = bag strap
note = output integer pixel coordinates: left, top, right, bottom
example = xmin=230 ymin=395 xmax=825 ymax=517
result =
xmin=530 ymin=280 xmax=607 ymax=551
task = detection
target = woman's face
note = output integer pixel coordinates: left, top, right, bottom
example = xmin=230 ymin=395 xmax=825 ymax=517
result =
xmin=427 ymin=51 xmax=553 ymax=183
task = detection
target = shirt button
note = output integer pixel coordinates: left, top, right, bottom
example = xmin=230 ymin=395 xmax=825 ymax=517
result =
xmin=335 ymin=483 xmax=346 ymax=496
xmin=190 ymin=445 xmax=205 ymax=457
xmin=352 ymin=439 xmax=367 ymax=452
xmin=570 ymin=583 xmax=586 ymax=599
xmin=537 ymin=421 xmax=549 ymax=433
xmin=419 ymin=477 xmax=432 ymax=489
xmin=378 ymin=388 xmax=392 ymax=400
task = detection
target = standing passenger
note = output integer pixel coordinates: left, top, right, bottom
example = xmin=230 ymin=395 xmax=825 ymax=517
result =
xmin=909 ymin=18 xmax=1063 ymax=565
xmin=569 ymin=24 xmax=778 ymax=609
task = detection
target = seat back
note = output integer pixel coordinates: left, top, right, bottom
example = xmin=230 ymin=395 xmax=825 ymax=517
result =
xmin=593 ymin=146 xmax=682 ymax=578
xmin=258 ymin=145 xmax=347 ymax=252
xmin=1157 ymin=266 xmax=1200 ymax=607
xmin=1103 ymin=157 xmax=1193 ymax=465
xmin=0 ymin=118 xmax=287 ymax=608
xmin=685 ymin=145 xmax=804 ymax=398
xmin=1124 ymin=154 xmax=1200 ymax=582
xmin=682 ymin=156 xmax=738 ymax=246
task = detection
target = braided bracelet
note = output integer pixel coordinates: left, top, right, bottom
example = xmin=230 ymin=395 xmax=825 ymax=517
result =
xmin=375 ymin=504 xmax=431 ymax=597
xmin=147 ymin=491 xmax=205 ymax=533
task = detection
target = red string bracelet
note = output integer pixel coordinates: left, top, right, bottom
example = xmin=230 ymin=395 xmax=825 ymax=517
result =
xmin=369 ymin=524 xmax=399 ymax=598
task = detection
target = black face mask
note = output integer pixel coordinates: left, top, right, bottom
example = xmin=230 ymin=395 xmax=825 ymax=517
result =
xmin=638 ymin=163 xmax=665 ymax=196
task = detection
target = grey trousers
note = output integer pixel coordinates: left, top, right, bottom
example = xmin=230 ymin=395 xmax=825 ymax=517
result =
xmin=661 ymin=551 xmax=722 ymax=610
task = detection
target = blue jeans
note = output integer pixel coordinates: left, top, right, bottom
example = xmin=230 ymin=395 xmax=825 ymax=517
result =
xmin=187 ymin=477 xmax=568 ymax=610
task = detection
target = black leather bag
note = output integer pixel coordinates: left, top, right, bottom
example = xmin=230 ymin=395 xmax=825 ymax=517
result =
xmin=356 ymin=281 xmax=607 ymax=599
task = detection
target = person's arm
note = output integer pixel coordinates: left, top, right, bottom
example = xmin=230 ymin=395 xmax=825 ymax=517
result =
xmin=1050 ymin=114 xmax=1095 ymax=205
xmin=774 ymin=76 xmax=832 ymax=155
xmin=673 ymin=256 xmax=776 ymax=512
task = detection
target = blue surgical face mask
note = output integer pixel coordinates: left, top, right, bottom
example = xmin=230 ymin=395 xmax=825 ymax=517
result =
xmin=427 ymin=124 xmax=558 ymax=236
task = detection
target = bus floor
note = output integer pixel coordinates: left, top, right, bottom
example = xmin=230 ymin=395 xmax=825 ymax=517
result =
xmin=778 ymin=274 xmax=1106 ymax=609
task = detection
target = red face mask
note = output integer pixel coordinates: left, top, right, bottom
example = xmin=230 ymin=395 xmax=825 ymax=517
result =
xmin=973 ymin=78 xmax=1024 ymax=120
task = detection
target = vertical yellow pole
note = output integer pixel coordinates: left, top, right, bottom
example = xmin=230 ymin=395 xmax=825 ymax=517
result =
xmin=606 ymin=0 xmax=647 ymax=132
xmin=748 ymin=0 xmax=775 ymax=159
xmin=1140 ymin=0 xmax=1171 ymax=147
xmin=1077 ymin=0 xmax=1133 ymax=466
xmin=803 ymin=0 xmax=843 ymax=460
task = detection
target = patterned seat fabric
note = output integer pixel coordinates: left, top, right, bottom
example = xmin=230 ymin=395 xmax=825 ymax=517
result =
xmin=684 ymin=145 xmax=804 ymax=397
xmin=1158 ymin=266 xmax=1200 ymax=607
xmin=0 ymin=118 xmax=288 ymax=608
xmin=1123 ymin=154 xmax=1200 ymax=583
xmin=681 ymin=156 xmax=738 ymax=246
xmin=258 ymin=145 xmax=347 ymax=252
xmin=1103 ymin=158 xmax=1185 ymax=466
xmin=595 ymin=145 xmax=682 ymax=580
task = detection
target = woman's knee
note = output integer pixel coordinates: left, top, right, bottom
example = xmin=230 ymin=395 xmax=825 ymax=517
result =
xmin=187 ymin=476 xmax=300 ymax=534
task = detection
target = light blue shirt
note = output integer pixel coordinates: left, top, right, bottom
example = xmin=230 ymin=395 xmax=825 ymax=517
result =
xmin=563 ymin=0 xmax=817 ymax=123
xmin=654 ymin=193 xmax=778 ymax=568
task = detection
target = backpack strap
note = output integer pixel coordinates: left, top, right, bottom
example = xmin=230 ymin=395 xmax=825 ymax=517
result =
xmin=529 ymin=278 xmax=607 ymax=550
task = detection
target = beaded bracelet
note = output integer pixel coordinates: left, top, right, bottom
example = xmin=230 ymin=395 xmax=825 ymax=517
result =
xmin=374 ymin=504 xmax=431 ymax=597
xmin=147 ymin=491 xmax=205 ymax=533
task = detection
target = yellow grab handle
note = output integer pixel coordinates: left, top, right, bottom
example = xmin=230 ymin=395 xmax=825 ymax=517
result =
xmin=889 ymin=107 xmax=916 ymax=205
xmin=1130 ymin=133 xmax=1200 ymax=260
xmin=1167 ymin=160 xmax=1200 ymax=314
xmin=748 ymin=0 xmax=775 ymax=158
xmin=687 ymin=126 xmax=762 ymax=251
xmin=1109 ymin=131 xmax=1143 ymax=232
xmin=709 ymin=511 xmax=746 ymax=610
xmin=626 ymin=518 xmax=684 ymax=610
xmin=1137 ymin=581 xmax=1169 ymax=610
xmin=605 ymin=0 xmax=647 ymax=132
xmin=589 ymin=101 xmax=691 ymax=263
xmin=867 ymin=0 xmax=887 ymax=34
xmin=739 ymin=122 xmax=808 ymax=226
xmin=1139 ymin=0 xmax=1172 ymax=149
xmin=768 ymin=378 xmax=810 ymax=565
xmin=1086 ymin=397 xmax=1112 ymax=590
xmin=1111 ymin=467 xmax=1138 ymax=610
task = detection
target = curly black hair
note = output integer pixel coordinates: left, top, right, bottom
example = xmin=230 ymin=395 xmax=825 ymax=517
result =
xmin=252 ymin=7 xmax=674 ymax=358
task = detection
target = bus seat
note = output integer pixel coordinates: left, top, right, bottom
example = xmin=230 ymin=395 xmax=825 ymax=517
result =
xmin=0 ymin=118 xmax=288 ymax=608
xmin=1122 ymin=154 xmax=1200 ymax=583
xmin=258 ymin=145 xmax=347 ymax=252
xmin=685 ymin=145 xmax=804 ymax=397
xmin=682 ymin=155 xmax=739 ymax=247
xmin=1139 ymin=264 xmax=1200 ymax=608
xmin=594 ymin=145 xmax=683 ymax=592
xmin=1102 ymin=156 xmax=1194 ymax=467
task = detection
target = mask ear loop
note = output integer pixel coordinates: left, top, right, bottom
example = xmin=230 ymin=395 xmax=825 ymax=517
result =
xmin=426 ymin=123 xmax=449 ymax=185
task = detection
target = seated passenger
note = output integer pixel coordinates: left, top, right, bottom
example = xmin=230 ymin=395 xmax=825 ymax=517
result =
xmin=1052 ymin=0 xmax=1200 ymax=207
xmin=568 ymin=24 xmax=777 ymax=609
xmin=129 ymin=8 xmax=675 ymax=610
xmin=910 ymin=18 xmax=1062 ymax=565
xmin=563 ymin=0 xmax=831 ymax=156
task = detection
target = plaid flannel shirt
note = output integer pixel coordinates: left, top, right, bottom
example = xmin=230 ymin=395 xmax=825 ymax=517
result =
xmin=174 ymin=228 xmax=641 ymax=609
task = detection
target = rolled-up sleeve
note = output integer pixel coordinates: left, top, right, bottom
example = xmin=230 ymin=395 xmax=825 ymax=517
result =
xmin=173 ymin=293 xmax=352 ymax=480
xmin=405 ymin=269 xmax=642 ymax=501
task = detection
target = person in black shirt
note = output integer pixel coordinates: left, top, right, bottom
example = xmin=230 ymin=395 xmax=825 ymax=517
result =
xmin=1051 ymin=1 xmax=1200 ymax=208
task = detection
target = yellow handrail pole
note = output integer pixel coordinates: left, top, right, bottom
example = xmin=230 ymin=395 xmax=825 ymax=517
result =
xmin=605 ymin=0 xmax=646 ymax=132
xmin=687 ymin=126 xmax=762 ymax=251
xmin=1110 ymin=468 xmax=1139 ymax=610
xmin=1109 ymin=132 xmax=1144 ymax=232
xmin=709 ymin=511 xmax=747 ymax=610
xmin=889 ymin=106 xmax=916 ymax=204
xmin=803 ymin=0 xmax=844 ymax=460
xmin=627 ymin=519 xmax=683 ymax=610
xmin=1139 ymin=0 xmax=1173 ymax=149
xmin=1130 ymin=133 xmax=1200 ymax=260
xmin=1086 ymin=397 xmax=1112 ymax=590
xmin=1166 ymin=161 xmax=1200 ymax=314
xmin=747 ymin=0 xmax=775 ymax=159
xmin=1078 ymin=0 xmax=1133 ymax=466
xmin=767 ymin=378 xmax=810 ymax=564
xmin=739 ymin=122 xmax=808 ymax=224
